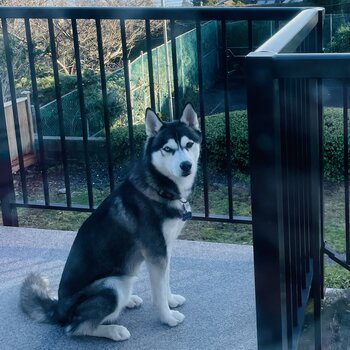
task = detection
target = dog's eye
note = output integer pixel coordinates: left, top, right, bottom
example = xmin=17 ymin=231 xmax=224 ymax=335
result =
xmin=186 ymin=142 xmax=194 ymax=149
xmin=163 ymin=146 xmax=172 ymax=153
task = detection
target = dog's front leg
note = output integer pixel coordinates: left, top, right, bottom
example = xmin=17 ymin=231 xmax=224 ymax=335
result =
xmin=166 ymin=255 xmax=186 ymax=308
xmin=146 ymin=259 xmax=185 ymax=327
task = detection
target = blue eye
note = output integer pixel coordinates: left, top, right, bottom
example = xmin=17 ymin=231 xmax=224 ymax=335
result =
xmin=163 ymin=146 xmax=172 ymax=153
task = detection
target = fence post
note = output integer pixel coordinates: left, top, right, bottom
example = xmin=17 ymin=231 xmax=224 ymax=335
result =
xmin=308 ymin=78 xmax=322 ymax=350
xmin=247 ymin=53 xmax=288 ymax=350
xmin=0 ymin=83 xmax=18 ymax=226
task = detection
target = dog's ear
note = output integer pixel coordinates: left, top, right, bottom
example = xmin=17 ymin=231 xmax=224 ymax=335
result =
xmin=145 ymin=108 xmax=163 ymax=137
xmin=180 ymin=103 xmax=199 ymax=130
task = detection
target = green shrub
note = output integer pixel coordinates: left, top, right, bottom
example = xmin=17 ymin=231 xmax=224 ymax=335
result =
xmin=323 ymin=108 xmax=345 ymax=181
xmin=38 ymin=70 xmax=127 ymax=136
xmin=37 ymin=73 xmax=77 ymax=106
xmin=111 ymin=123 xmax=146 ymax=163
xmin=110 ymin=111 xmax=249 ymax=173
xmin=204 ymin=111 xmax=249 ymax=173
xmin=327 ymin=23 xmax=350 ymax=53
xmin=109 ymin=108 xmax=346 ymax=181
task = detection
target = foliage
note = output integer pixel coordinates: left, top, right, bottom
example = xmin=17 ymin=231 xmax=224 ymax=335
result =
xmin=109 ymin=108 xmax=347 ymax=182
xmin=36 ymin=74 xmax=77 ymax=105
xmin=81 ymin=69 xmax=126 ymax=134
xmin=111 ymin=122 xmax=146 ymax=163
xmin=0 ymin=33 xmax=30 ymax=101
xmin=327 ymin=23 xmax=350 ymax=53
xmin=1 ymin=0 xmax=155 ymax=74
xmin=37 ymin=69 xmax=127 ymax=136
xmin=192 ymin=0 xmax=245 ymax=5
xmin=0 ymin=0 xmax=159 ymax=102
xmin=109 ymin=111 xmax=249 ymax=173
xmin=204 ymin=111 xmax=249 ymax=173
xmin=192 ymin=0 xmax=219 ymax=6
xmin=325 ymin=264 xmax=350 ymax=289
xmin=323 ymin=108 xmax=345 ymax=181
xmin=302 ymin=0 xmax=350 ymax=14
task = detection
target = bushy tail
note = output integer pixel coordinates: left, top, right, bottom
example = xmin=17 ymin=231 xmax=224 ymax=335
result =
xmin=20 ymin=273 xmax=58 ymax=323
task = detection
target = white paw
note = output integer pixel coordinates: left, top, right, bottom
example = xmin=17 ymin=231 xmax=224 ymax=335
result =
xmin=160 ymin=310 xmax=185 ymax=327
xmin=168 ymin=294 xmax=186 ymax=308
xmin=109 ymin=325 xmax=131 ymax=342
xmin=126 ymin=295 xmax=143 ymax=309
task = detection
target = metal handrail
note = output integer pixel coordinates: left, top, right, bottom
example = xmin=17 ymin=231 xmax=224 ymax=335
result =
xmin=0 ymin=6 xmax=303 ymax=20
xmin=249 ymin=7 xmax=324 ymax=55
xmin=273 ymin=53 xmax=350 ymax=78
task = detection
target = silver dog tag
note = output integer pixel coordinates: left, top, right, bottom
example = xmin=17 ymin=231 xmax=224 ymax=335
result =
xmin=182 ymin=202 xmax=192 ymax=221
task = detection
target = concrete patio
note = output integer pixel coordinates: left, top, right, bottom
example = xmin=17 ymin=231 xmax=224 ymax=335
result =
xmin=0 ymin=225 xmax=257 ymax=350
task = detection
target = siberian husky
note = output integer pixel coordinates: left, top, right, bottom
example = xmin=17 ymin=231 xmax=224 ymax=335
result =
xmin=20 ymin=103 xmax=202 ymax=341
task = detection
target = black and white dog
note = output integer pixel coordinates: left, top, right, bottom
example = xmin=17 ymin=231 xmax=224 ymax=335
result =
xmin=20 ymin=103 xmax=201 ymax=341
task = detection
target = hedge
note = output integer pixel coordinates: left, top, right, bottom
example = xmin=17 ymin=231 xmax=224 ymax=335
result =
xmin=327 ymin=23 xmax=350 ymax=53
xmin=110 ymin=111 xmax=248 ymax=173
xmin=109 ymin=108 xmax=346 ymax=181
xmin=323 ymin=108 xmax=345 ymax=181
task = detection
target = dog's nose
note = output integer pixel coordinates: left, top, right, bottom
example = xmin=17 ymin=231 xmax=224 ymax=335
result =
xmin=180 ymin=161 xmax=192 ymax=173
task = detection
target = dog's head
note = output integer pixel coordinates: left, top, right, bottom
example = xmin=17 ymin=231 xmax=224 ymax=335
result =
xmin=145 ymin=104 xmax=201 ymax=184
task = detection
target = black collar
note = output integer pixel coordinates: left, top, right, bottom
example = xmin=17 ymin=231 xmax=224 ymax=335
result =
xmin=156 ymin=189 xmax=190 ymax=205
xmin=157 ymin=188 xmax=192 ymax=221
xmin=157 ymin=189 xmax=181 ymax=201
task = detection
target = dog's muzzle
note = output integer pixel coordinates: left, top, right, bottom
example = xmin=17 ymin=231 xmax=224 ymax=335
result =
xmin=180 ymin=161 xmax=192 ymax=177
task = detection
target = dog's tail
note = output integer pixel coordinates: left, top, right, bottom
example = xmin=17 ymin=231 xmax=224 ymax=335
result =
xmin=20 ymin=273 xmax=58 ymax=324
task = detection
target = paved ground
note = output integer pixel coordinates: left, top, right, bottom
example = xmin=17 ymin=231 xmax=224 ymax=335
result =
xmin=0 ymin=226 xmax=257 ymax=350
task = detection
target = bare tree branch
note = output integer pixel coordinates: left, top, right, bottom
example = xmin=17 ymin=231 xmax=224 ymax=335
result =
xmin=1 ymin=0 xmax=159 ymax=74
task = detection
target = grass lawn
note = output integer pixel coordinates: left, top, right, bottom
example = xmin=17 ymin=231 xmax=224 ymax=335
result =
xmin=14 ymin=173 xmax=253 ymax=245
xmin=324 ymin=183 xmax=347 ymax=253
xmin=323 ymin=182 xmax=350 ymax=289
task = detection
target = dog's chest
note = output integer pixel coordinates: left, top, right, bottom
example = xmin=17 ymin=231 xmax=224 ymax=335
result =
xmin=162 ymin=218 xmax=185 ymax=248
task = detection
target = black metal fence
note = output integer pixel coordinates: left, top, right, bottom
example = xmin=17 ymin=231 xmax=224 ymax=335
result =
xmin=0 ymin=6 xmax=303 ymax=223
xmin=0 ymin=5 xmax=343 ymax=350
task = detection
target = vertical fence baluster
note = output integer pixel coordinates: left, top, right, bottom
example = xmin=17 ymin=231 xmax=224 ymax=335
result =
xmin=145 ymin=20 xmax=156 ymax=111
xmin=248 ymin=19 xmax=253 ymax=52
xmin=196 ymin=20 xmax=209 ymax=218
xmin=221 ymin=19 xmax=233 ymax=220
xmin=0 ymin=80 xmax=18 ymax=226
xmin=299 ymin=77 xmax=306 ymax=285
xmin=72 ymin=18 xmax=94 ymax=209
xmin=316 ymin=8 xmax=325 ymax=306
xmin=286 ymin=78 xmax=298 ymax=329
xmin=292 ymin=79 xmax=303 ymax=309
xmin=343 ymin=81 xmax=350 ymax=264
xmin=304 ymin=78 xmax=311 ymax=271
xmin=299 ymin=77 xmax=307 ymax=289
xmin=96 ymin=18 xmax=115 ymax=191
xmin=24 ymin=18 xmax=50 ymax=206
xmin=280 ymin=79 xmax=293 ymax=347
xmin=170 ymin=19 xmax=179 ymax=118
xmin=2 ymin=18 xmax=28 ymax=204
xmin=48 ymin=18 xmax=71 ymax=207
xmin=309 ymin=77 xmax=322 ymax=350
xmin=120 ymin=19 xmax=135 ymax=160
